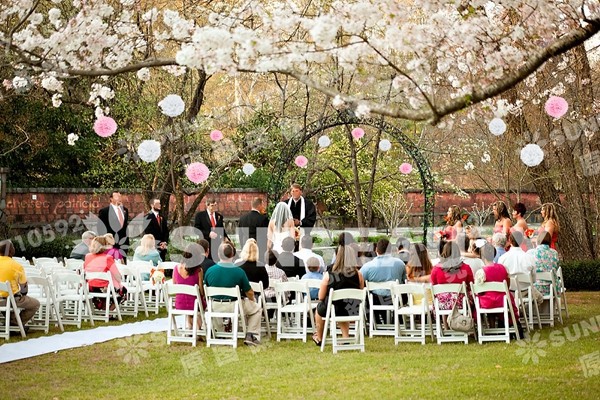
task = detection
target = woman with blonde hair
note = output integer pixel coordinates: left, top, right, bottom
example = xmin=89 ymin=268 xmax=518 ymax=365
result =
xmin=236 ymin=238 xmax=269 ymax=290
xmin=84 ymin=235 xmax=126 ymax=309
xmin=133 ymin=234 xmax=162 ymax=266
xmin=538 ymin=203 xmax=560 ymax=250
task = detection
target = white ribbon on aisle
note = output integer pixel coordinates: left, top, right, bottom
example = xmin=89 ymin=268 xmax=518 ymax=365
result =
xmin=0 ymin=317 xmax=169 ymax=364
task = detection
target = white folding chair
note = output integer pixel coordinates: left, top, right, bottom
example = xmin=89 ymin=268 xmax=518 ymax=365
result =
xmin=366 ymin=280 xmax=398 ymax=337
xmin=556 ymin=266 xmax=569 ymax=320
xmin=0 ymin=281 xmax=26 ymax=339
xmin=204 ymin=285 xmax=246 ymax=348
xmin=320 ymin=288 xmax=366 ymax=353
xmin=32 ymin=257 xmax=58 ymax=267
xmin=38 ymin=262 xmax=66 ymax=283
xmin=118 ymin=265 xmax=149 ymax=318
xmin=392 ymin=283 xmax=433 ymax=345
xmin=164 ymin=283 xmax=207 ymax=347
xmin=85 ymin=271 xmax=123 ymax=322
xmin=431 ymin=283 xmax=471 ymax=344
xmin=470 ymin=281 xmax=520 ymax=344
xmin=535 ymin=271 xmax=562 ymax=326
xmin=64 ymin=259 xmax=84 ymax=274
xmin=53 ymin=272 xmax=94 ymax=328
xmin=129 ymin=260 xmax=161 ymax=314
xmin=275 ymin=281 xmax=314 ymax=342
xmin=12 ymin=257 xmax=31 ymax=267
xmin=510 ymin=272 xmax=542 ymax=331
xmin=249 ymin=281 xmax=272 ymax=339
xmin=27 ymin=276 xmax=64 ymax=333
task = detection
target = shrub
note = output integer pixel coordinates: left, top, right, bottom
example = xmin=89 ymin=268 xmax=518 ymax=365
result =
xmin=560 ymin=260 xmax=600 ymax=291
xmin=12 ymin=233 xmax=79 ymax=260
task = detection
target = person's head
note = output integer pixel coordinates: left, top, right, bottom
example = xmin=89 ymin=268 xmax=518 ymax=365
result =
xmin=539 ymin=231 xmax=552 ymax=246
xmin=281 ymin=236 xmax=296 ymax=252
xmin=541 ymin=203 xmax=558 ymax=222
xmin=290 ymin=183 xmax=303 ymax=201
xmin=447 ymin=205 xmax=461 ymax=225
xmin=205 ymin=198 xmax=218 ymax=213
xmin=508 ymin=230 xmax=524 ymax=247
xmin=110 ymin=191 xmax=122 ymax=206
xmin=89 ymin=236 xmax=110 ymax=254
xmin=375 ymin=238 xmax=391 ymax=255
xmin=81 ymin=231 xmax=97 ymax=246
xmin=396 ymin=237 xmax=410 ymax=252
xmin=331 ymin=244 xmax=359 ymax=276
xmin=306 ymin=256 xmax=321 ymax=272
xmin=181 ymin=243 xmax=204 ymax=275
xmin=407 ymin=243 xmax=433 ymax=277
xmin=479 ymin=242 xmax=496 ymax=264
xmin=491 ymin=232 xmax=507 ymax=248
xmin=512 ymin=202 xmax=526 ymax=219
xmin=138 ymin=234 xmax=156 ymax=255
xmin=440 ymin=241 xmax=461 ymax=262
xmin=470 ymin=238 xmax=487 ymax=258
xmin=271 ymin=202 xmax=292 ymax=230
xmin=337 ymin=232 xmax=355 ymax=247
xmin=0 ymin=240 xmax=16 ymax=257
xmin=251 ymin=197 xmax=265 ymax=213
xmin=265 ymin=249 xmax=278 ymax=266
xmin=150 ymin=198 xmax=161 ymax=212
xmin=493 ymin=201 xmax=510 ymax=220
xmin=103 ymin=233 xmax=115 ymax=246
xmin=218 ymin=242 xmax=235 ymax=261
xmin=300 ymin=234 xmax=313 ymax=250
xmin=196 ymin=238 xmax=210 ymax=256
xmin=240 ymin=238 xmax=259 ymax=262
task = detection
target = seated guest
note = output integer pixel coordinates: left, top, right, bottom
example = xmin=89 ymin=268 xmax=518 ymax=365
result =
xmin=396 ymin=237 xmax=411 ymax=264
xmin=527 ymin=232 xmax=560 ymax=297
xmin=276 ymin=236 xmax=305 ymax=278
xmin=236 ymin=239 xmax=269 ymax=291
xmin=498 ymin=231 xmax=535 ymax=277
xmin=492 ymin=232 xmax=507 ymax=263
xmin=173 ymin=244 xmax=205 ymax=331
xmin=406 ymin=243 xmax=434 ymax=306
xmin=264 ymin=250 xmax=288 ymax=315
xmin=293 ymin=234 xmax=325 ymax=273
xmin=301 ymin=257 xmax=324 ymax=300
xmin=312 ymin=244 xmax=365 ymax=346
xmin=0 ymin=240 xmax=40 ymax=330
xmin=327 ymin=231 xmax=356 ymax=270
xmin=462 ymin=238 xmax=486 ymax=275
xmin=70 ymin=231 xmax=97 ymax=260
xmin=84 ymin=235 xmax=126 ymax=309
xmin=133 ymin=234 xmax=162 ymax=266
xmin=431 ymin=241 xmax=474 ymax=312
xmin=103 ymin=233 xmax=124 ymax=262
xmin=197 ymin=238 xmax=215 ymax=275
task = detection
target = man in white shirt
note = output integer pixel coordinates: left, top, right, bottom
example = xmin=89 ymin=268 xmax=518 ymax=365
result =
xmin=498 ymin=231 xmax=535 ymax=278
xmin=293 ymin=234 xmax=325 ymax=273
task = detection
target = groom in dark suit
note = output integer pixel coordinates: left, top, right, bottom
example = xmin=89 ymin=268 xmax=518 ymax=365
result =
xmin=144 ymin=198 xmax=169 ymax=261
xmin=97 ymin=191 xmax=129 ymax=258
xmin=238 ymin=197 xmax=269 ymax=254
xmin=194 ymin=197 xmax=229 ymax=260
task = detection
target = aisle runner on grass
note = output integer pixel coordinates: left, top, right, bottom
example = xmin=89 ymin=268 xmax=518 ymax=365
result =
xmin=0 ymin=318 xmax=169 ymax=364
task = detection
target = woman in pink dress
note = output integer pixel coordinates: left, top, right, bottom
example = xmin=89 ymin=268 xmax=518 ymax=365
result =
xmin=442 ymin=205 xmax=463 ymax=241
xmin=84 ymin=235 xmax=125 ymax=309
xmin=173 ymin=245 xmax=205 ymax=331
xmin=538 ymin=203 xmax=559 ymax=250
xmin=493 ymin=201 xmax=512 ymax=237
xmin=431 ymin=241 xmax=474 ymax=313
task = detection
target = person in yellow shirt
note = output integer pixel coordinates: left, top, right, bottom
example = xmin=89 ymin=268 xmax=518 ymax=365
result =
xmin=0 ymin=240 xmax=40 ymax=329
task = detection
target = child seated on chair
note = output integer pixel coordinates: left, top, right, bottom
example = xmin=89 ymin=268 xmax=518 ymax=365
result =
xmin=173 ymin=244 xmax=205 ymax=332
xmin=301 ymin=257 xmax=323 ymax=300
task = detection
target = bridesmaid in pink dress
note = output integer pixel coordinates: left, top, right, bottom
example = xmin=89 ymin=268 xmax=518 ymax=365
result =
xmin=443 ymin=205 xmax=464 ymax=241
xmin=538 ymin=203 xmax=559 ymax=250
xmin=493 ymin=201 xmax=512 ymax=237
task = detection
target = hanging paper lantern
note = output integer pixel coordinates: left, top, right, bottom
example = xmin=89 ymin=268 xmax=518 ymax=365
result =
xmin=242 ymin=163 xmax=256 ymax=176
xmin=210 ymin=130 xmax=223 ymax=141
xmin=294 ymin=155 xmax=308 ymax=168
xmin=399 ymin=162 xmax=413 ymax=174
xmin=351 ymin=127 xmax=365 ymax=139
xmin=520 ymin=144 xmax=544 ymax=167
xmin=186 ymin=162 xmax=210 ymax=183
xmin=488 ymin=118 xmax=506 ymax=136
xmin=93 ymin=116 xmax=117 ymax=137
xmin=318 ymin=135 xmax=331 ymax=148
xmin=137 ymin=140 xmax=161 ymax=163
xmin=379 ymin=139 xmax=392 ymax=151
xmin=158 ymin=94 xmax=185 ymax=117
xmin=544 ymin=96 xmax=568 ymax=119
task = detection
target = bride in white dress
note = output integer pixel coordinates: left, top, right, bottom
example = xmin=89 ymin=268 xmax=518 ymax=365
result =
xmin=268 ymin=202 xmax=296 ymax=253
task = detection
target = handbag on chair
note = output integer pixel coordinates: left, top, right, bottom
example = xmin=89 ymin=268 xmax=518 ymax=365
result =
xmin=447 ymin=284 xmax=474 ymax=333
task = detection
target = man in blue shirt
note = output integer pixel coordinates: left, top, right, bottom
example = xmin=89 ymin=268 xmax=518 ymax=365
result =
xmin=360 ymin=238 xmax=406 ymax=324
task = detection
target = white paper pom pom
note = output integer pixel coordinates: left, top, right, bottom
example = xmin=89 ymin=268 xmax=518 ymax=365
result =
xmin=520 ymin=144 xmax=544 ymax=167
xmin=242 ymin=163 xmax=256 ymax=176
xmin=379 ymin=139 xmax=392 ymax=151
xmin=158 ymin=94 xmax=185 ymax=118
xmin=137 ymin=140 xmax=161 ymax=162
xmin=488 ymin=118 xmax=507 ymax=136
xmin=318 ymin=135 xmax=331 ymax=148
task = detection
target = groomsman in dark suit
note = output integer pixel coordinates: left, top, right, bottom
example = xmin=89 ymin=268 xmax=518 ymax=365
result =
xmin=238 ymin=197 xmax=269 ymax=252
xmin=97 ymin=191 xmax=129 ymax=258
xmin=144 ymin=198 xmax=169 ymax=261
xmin=194 ymin=197 xmax=229 ymax=260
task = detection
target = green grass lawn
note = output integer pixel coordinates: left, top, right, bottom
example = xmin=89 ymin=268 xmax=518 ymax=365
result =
xmin=2 ymin=292 xmax=599 ymax=399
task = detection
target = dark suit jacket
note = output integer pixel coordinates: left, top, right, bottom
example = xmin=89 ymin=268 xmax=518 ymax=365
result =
xmin=288 ymin=197 xmax=317 ymax=228
xmin=276 ymin=251 xmax=305 ymax=278
xmin=238 ymin=210 xmax=269 ymax=248
xmin=194 ymin=210 xmax=229 ymax=259
xmin=144 ymin=211 xmax=169 ymax=260
xmin=98 ymin=205 xmax=129 ymax=249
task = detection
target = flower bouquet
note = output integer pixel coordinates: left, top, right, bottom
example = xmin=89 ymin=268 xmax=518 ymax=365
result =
xmin=525 ymin=229 xmax=535 ymax=239
xmin=150 ymin=268 xmax=165 ymax=285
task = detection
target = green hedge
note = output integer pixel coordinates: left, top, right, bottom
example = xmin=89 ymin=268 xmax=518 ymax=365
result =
xmin=13 ymin=234 xmax=79 ymax=260
xmin=560 ymin=260 xmax=600 ymax=291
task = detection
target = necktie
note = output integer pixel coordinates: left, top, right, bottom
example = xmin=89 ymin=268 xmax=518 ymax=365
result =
xmin=210 ymin=213 xmax=216 ymax=228
xmin=117 ymin=207 xmax=124 ymax=227
xmin=157 ymin=215 xmax=162 ymax=228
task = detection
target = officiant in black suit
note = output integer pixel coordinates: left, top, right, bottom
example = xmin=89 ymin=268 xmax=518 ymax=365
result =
xmin=287 ymin=183 xmax=316 ymax=229
xmin=144 ymin=198 xmax=169 ymax=261
xmin=194 ymin=197 xmax=229 ymax=260
xmin=238 ymin=197 xmax=269 ymax=253
xmin=97 ymin=191 xmax=129 ymax=258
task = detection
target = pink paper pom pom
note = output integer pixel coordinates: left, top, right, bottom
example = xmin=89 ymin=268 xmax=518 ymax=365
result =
xmin=93 ymin=116 xmax=117 ymax=137
xmin=351 ymin=127 xmax=365 ymax=139
xmin=399 ymin=162 xmax=413 ymax=174
xmin=186 ymin=162 xmax=210 ymax=184
xmin=544 ymin=96 xmax=568 ymax=119
xmin=295 ymin=155 xmax=308 ymax=168
xmin=210 ymin=130 xmax=223 ymax=141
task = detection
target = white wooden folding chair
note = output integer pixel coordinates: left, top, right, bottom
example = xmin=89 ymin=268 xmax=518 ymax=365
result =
xmin=12 ymin=257 xmax=31 ymax=267
xmin=470 ymin=281 xmax=520 ymax=344
xmin=275 ymin=281 xmax=314 ymax=342
xmin=249 ymin=281 xmax=272 ymax=339
xmin=431 ymin=283 xmax=471 ymax=344
xmin=535 ymin=271 xmax=562 ymax=326
xmin=164 ymin=283 xmax=207 ymax=347
xmin=53 ymin=271 xmax=94 ymax=328
xmin=118 ymin=265 xmax=149 ymax=318
xmin=38 ymin=262 xmax=66 ymax=283
xmin=510 ymin=272 xmax=542 ymax=331
xmin=392 ymin=283 xmax=433 ymax=345
xmin=366 ymin=280 xmax=398 ymax=337
xmin=0 ymin=281 xmax=26 ymax=339
xmin=64 ymin=259 xmax=84 ymax=274
xmin=85 ymin=271 xmax=122 ymax=322
xmin=320 ymin=288 xmax=366 ymax=353
xmin=556 ymin=266 xmax=569 ymax=320
xmin=32 ymin=257 xmax=58 ymax=267
xmin=27 ymin=275 xmax=64 ymax=333
xmin=204 ymin=285 xmax=246 ymax=348
xmin=130 ymin=260 xmax=161 ymax=314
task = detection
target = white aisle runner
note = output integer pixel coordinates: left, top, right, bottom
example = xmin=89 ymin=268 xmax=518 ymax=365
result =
xmin=0 ymin=318 xmax=169 ymax=364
